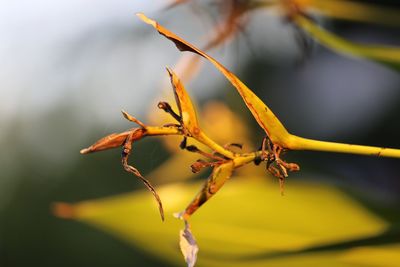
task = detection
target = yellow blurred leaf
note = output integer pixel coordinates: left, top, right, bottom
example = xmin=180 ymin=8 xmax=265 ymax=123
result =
xmin=340 ymin=244 xmax=400 ymax=267
xmin=54 ymin=178 xmax=389 ymax=267
xmin=202 ymin=101 xmax=252 ymax=150
xmin=305 ymin=0 xmax=400 ymax=27
xmin=294 ymin=16 xmax=400 ymax=70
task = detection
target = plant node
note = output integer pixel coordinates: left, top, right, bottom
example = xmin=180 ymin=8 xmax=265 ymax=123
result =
xmin=259 ymin=136 xmax=300 ymax=194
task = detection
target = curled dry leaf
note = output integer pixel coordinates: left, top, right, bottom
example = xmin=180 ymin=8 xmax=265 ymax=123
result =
xmin=122 ymin=129 xmax=165 ymax=221
xmin=183 ymin=160 xmax=234 ymax=220
xmin=122 ymin=160 xmax=165 ymax=221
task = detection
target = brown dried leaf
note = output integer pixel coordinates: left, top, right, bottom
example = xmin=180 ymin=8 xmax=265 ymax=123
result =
xmin=80 ymin=131 xmax=136 ymax=154
xmin=183 ymin=160 xmax=234 ymax=219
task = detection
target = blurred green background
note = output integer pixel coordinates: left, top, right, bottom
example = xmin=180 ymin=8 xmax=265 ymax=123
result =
xmin=1 ymin=1 xmax=400 ymax=266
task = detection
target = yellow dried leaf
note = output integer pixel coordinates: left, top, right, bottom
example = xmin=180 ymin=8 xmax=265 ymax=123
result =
xmin=340 ymin=244 xmax=400 ymax=267
xmin=137 ymin=13 xmax=292 ymax=147
xmin=166 ymin=67 xmax=201 ymax=137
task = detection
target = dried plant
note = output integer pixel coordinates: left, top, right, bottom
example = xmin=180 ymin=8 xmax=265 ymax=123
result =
xmin=78 ymin=12 xmax=400 ymax=266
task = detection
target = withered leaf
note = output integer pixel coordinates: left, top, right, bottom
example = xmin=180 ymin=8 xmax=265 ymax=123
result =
xmin=137 ymin=13 xmax=292 ymax=147
xmin=183 ymin=160 xmax=234 ymax=219
xmin=127 ymin=167 xmax=165 ymax=221
xmin=80 ymin=130 xmax=143 ymax=154
xmin=166 ymin=67 xmax=201 ymax=137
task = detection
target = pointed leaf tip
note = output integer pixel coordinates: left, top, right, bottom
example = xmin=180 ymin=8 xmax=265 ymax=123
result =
xmin=165 ymin=66 xmax=173 ymax=76
xmin=136 ymin=13 xmax=156 ymax=27
xmin=80 ymin=148 xmax=89 ymax=154
xmin=121 ymin=110 xmax=130 ymax=120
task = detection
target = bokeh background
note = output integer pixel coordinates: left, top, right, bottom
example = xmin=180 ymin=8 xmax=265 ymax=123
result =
xmin=1 ymin=1 xmax=399 ymax=266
